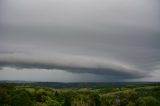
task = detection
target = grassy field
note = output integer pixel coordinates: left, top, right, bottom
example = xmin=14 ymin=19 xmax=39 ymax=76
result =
xmin=0 ymin=82 xmax=160 ymax=106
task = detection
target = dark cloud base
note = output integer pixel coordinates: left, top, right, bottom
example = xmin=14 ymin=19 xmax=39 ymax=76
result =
xmin=0 ymin=61 xmax=148 ymax=79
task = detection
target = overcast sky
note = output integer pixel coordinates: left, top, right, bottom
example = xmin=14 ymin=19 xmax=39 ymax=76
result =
xmin=0 ymin=0 xmax=160 ymax=82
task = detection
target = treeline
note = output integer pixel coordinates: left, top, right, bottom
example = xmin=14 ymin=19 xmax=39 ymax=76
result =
xmin=1 ymin=81 xmax=159 ymax=88
xmin=0 ymin=84 xmax=160 ymax=106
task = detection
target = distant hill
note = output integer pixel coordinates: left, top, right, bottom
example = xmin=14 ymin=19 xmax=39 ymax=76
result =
xmin=0 ymin=80 xmax=159 ymax=88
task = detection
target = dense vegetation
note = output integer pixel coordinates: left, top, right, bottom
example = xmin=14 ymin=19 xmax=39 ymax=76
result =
xmin=0 ymin=83 xmax=160 ymax=106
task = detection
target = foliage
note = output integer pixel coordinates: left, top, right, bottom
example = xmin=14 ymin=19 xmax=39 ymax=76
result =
xmin=0 ymin=84 xmax=160 ymax=106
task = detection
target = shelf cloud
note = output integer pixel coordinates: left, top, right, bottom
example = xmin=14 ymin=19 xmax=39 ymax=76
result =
xmin=0 ymin=51 xmax=149 ymax=79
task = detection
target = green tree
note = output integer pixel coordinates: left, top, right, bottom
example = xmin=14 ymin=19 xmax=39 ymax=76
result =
xmin=90 ymin=93 xmax=101 ymax=106
xmin=11 ymin=90 xmax=31 ymax=106
xmin=137 ymin=96 xmax=160 ymax=106
xmin=127 ymin=91 xmax=138 ymax=103
xmin=126 ymin=102 xmax=136 ymax=106
xmin=0 ymin=89 xmax=11 ymax=105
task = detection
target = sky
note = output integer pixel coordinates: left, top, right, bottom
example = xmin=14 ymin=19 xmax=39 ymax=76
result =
xmin=0 ymin=0 xmax=160 ymax=82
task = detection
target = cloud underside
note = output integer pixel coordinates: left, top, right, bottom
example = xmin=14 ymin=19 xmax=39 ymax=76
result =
xmin=0 ymin=53 xmax=148 ymax=79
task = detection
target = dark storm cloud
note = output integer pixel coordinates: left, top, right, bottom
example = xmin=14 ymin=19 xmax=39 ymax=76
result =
xmin=0 ymin=51 xmax=151 ymax=79
xmin=0 ymin=62 xmax=146 ymax=79
xmin=0 ymin=0 xmax=160 ymax=81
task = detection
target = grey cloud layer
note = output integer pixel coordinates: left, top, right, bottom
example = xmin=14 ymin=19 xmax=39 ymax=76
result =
xmin=0 ymin=0 xmax=160 ymax=81
xmin=0 ymin=52 xmax=148 ymax=79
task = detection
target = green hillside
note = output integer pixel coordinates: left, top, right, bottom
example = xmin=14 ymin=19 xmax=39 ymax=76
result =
xmin=0 ymin=83 xmax=160 ymax=106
